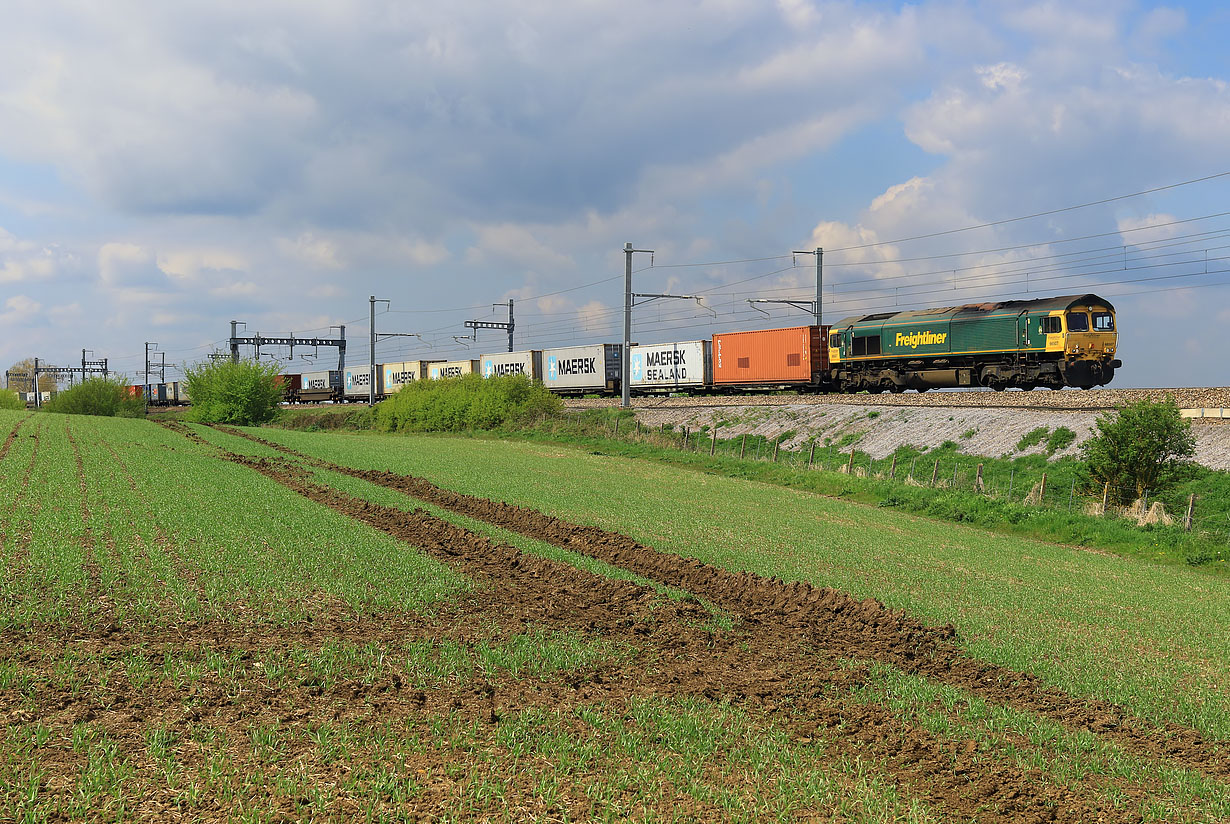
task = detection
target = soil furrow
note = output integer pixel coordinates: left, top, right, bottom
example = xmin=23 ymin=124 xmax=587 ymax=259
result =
xmin=0 ymin=416 xmax=44 ymax=591
xmin=166 ymin=430 xmax=1147 ymax=822
xmin=0 ymin=412 xmax=30 ymax=461
xmin=220 ymin=427 xmax=1230 ymax=782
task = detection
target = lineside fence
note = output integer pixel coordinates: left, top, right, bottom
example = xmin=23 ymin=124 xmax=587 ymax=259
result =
xmin=550 ymin=411 xmax=1228 ymax=557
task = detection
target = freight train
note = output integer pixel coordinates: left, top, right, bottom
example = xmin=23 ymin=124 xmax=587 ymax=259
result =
xmin=133 ymin=293 xmax=1120 ymax=403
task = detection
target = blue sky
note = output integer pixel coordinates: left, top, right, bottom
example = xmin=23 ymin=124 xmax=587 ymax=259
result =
xmin=1 ymin=0 xmax=1229 ymax=388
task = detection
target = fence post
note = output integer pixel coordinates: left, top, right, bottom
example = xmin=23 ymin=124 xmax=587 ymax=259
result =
xmin=1101 ymin=481 xmax=1110 ymax=515
xmin=848 ymin=450 xmax=856 ymax=474
xmin=930 ymin=459 xmax=939 ymax=487
xmin=710 ymin=427 xmax=717 ymax=456
xmin=1067 ymin=479 xmax=1075 ymax=512
xmin=953 ymin=463 xmax=958 ymax=486
xmin=614 ymin=417 xmax=619 ymax=438
xmin=740 ymin=434 xmax=747 ymax=459
xmin=772 ymin=440 xmax=779 ymax=462
xmin=910 ymin=457 xmax=917 ymax=481
xmin=889 ymin=454 xmax=897 ymax=480
xmin=975 ymin=463 xmax=983 ymax=492
xmin=808 ymin=442 xmax=815 ymax=468
xmin=1039 ymin=472 xmax=1047 ymax=503
xmin=1008 ymin=468 xmax=1014 ymax=500
xmin=683 ymin=427 xmax=689 ymax=449
xmin=636 ymin=420 xmax=641 ymax=436
xmin=1185 ymin=494 xmax=1195 ymax=532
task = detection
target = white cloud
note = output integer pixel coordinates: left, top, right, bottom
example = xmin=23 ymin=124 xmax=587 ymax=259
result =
xmin=157 ymin=248 xmax=249 ymax=281
xmin=0 ymin=295 xmax=42 ymax=324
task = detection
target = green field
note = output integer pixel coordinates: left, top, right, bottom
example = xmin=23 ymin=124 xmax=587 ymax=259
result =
xmin=3 ymin=408 xmax=1229 ymax=822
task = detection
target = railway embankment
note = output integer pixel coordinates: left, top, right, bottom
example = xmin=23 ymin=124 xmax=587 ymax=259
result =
xmin=567 ymin=388 xmax=1230 ymax=470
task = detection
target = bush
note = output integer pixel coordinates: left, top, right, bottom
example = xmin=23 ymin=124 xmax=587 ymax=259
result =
xmin=184 ymin=359 xmax=284 ymax=425
xmin=1046 ymin=426 xmax=1077 ymax=455
xmin=375 ymin=373 xmax=562 ymax=433
xmin=0 ymin=389 xmax=23 ymax=410
xmin=42 ymin=378 xmax=144 ymax=417
xmin=1080 ymin=399 xmax=1196 ymax=505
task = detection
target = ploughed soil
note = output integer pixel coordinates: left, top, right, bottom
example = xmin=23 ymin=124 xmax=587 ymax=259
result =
xmin=225 ymin=426 xmax=1230 ymax=784
xmin=0 ymin=420 xmax=1218 ymax=821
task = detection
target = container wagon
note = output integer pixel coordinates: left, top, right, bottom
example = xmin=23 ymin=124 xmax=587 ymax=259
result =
xmin=711 ymin=326 xmax=831 ymax=391
xmin=427 ymin=360 xmax=480 ymax=380
xmin=480 ymin=350 xmax=543 ymax=380
xmin=342 ymin=365 xmax=383 ymax=401
xmin=541 ymin=344 xmax=622 ymax=395
xmin=383 ymin=360 xmax=443 ymax=394
xmin=629 ymin=340 xmax=711 ymax=393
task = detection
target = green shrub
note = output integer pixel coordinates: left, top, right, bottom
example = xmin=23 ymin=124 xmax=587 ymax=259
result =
xmin=1046 ymin=426 xmax=1077 ymax=455
xmin=375 ymin=373 xmax=562 ymax=433
xmin=0 ymin=389 xmax=24 ymax=410
xmin=184 ymin=359 xmax=284 ymax=425
xmin=1016 ymin=427 xmax=1048 ymax=452
xmin=42 ymin=378 xmax=144 ymax=417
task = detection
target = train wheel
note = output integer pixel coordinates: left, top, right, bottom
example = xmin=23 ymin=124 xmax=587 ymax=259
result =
xmin=1019 ymin=382 xmax=1036 ymax=391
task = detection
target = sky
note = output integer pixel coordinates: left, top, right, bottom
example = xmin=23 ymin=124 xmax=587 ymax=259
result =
xmin=2 ymin=0 xmax=1229 ymax=388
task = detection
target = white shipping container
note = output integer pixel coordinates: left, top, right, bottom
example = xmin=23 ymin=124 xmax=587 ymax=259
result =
xmin=427 ymin=360 xmax=479 ymax=380
xmin=541 ymin=344 xmax=620 ymax=391
xmin=343 ymin=365 xmax=384 ymax=397
xmin=629 ymin=340 xmax=711 ymax=388
xmin=383 ymin=360 xmax=444 ymax=393
xmin=301 ymin=370 xmax=340 ymax=392
xmin=479 ymin=350 xmax=541 ymax=380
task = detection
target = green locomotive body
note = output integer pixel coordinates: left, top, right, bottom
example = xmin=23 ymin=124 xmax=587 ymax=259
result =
xmin=827 ymin=293 xmax=1120 ymax=392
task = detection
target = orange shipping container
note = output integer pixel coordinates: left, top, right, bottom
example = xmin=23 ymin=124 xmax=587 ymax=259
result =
xmin=712 ymin=325 xmax=828 ymax=385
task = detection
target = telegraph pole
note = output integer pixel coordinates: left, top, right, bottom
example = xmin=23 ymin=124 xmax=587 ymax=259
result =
xmin=790 ymin=247 xmax=823 ymax=327
xmin=622 ymin=242 xmax=655 ymax=408
xmin=33 ymin=357 xmax=40 ymax=409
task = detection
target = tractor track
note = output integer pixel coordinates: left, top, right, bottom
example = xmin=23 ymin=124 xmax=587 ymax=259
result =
xmin=170 ymin=428 xmax=1146 ymax=823
xmin=219 ymin=425 xmax=1230 ymax=785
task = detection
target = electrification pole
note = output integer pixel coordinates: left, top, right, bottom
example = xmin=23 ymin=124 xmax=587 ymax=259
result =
xmin=369 ymin=296 xmax=391 ymax=406
xmin=622 ymin=242 xmax=655 ymax=408
xmin=790 ymin=247 xmax=823 ymax=327
xmin=369 ymin=296 xmax=377 ymax=406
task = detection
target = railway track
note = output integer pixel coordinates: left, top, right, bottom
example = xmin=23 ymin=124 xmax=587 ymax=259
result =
xmin=564 ymin=386 xmax=1230 ymax=413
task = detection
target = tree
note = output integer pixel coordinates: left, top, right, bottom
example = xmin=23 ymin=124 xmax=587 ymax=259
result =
xmin=183 ymin=358 xmax=284 ymax=425
xmin=1080 ymin=398 xmax=1196 ymax=505
xmin=5 ymin=358 xmax=59 ymax=393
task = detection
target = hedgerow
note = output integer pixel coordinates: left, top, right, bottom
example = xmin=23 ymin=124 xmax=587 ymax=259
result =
xmin=375 ymin=373 xmax=561 ymax=432
xmin=42 ymin=377 xmax=145 ymax=417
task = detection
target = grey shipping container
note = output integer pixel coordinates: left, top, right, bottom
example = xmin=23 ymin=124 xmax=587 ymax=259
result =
xmin=343 ymin=365 xmax=384 ymax=398
xmin=300 ymin=370 xmax=341 ymax=402
xmin=541 ymin=344 xmax=621 ymax=392
xmin=629 ymin=340 xmax=711 ymax=389
xmin=479 ymin=350 xmax=542 ymax=380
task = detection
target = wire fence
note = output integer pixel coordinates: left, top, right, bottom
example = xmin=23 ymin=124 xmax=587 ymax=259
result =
xmin=558 ymin=412 xmax=1228 ymax=551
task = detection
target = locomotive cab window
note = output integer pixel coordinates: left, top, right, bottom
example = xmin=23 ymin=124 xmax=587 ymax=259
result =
xmin=1066 ymin=312 xmax=1089 ymax=332
xmin=1040 ymin=316 xmax=1061 ymax=334
xmin=852 ymin=334 xmax=881 ymax=356
xmin=1092 ymin=312 xmax=1114 ymax=331
xmin=829 ymin=333 xmax=840 ymax=349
